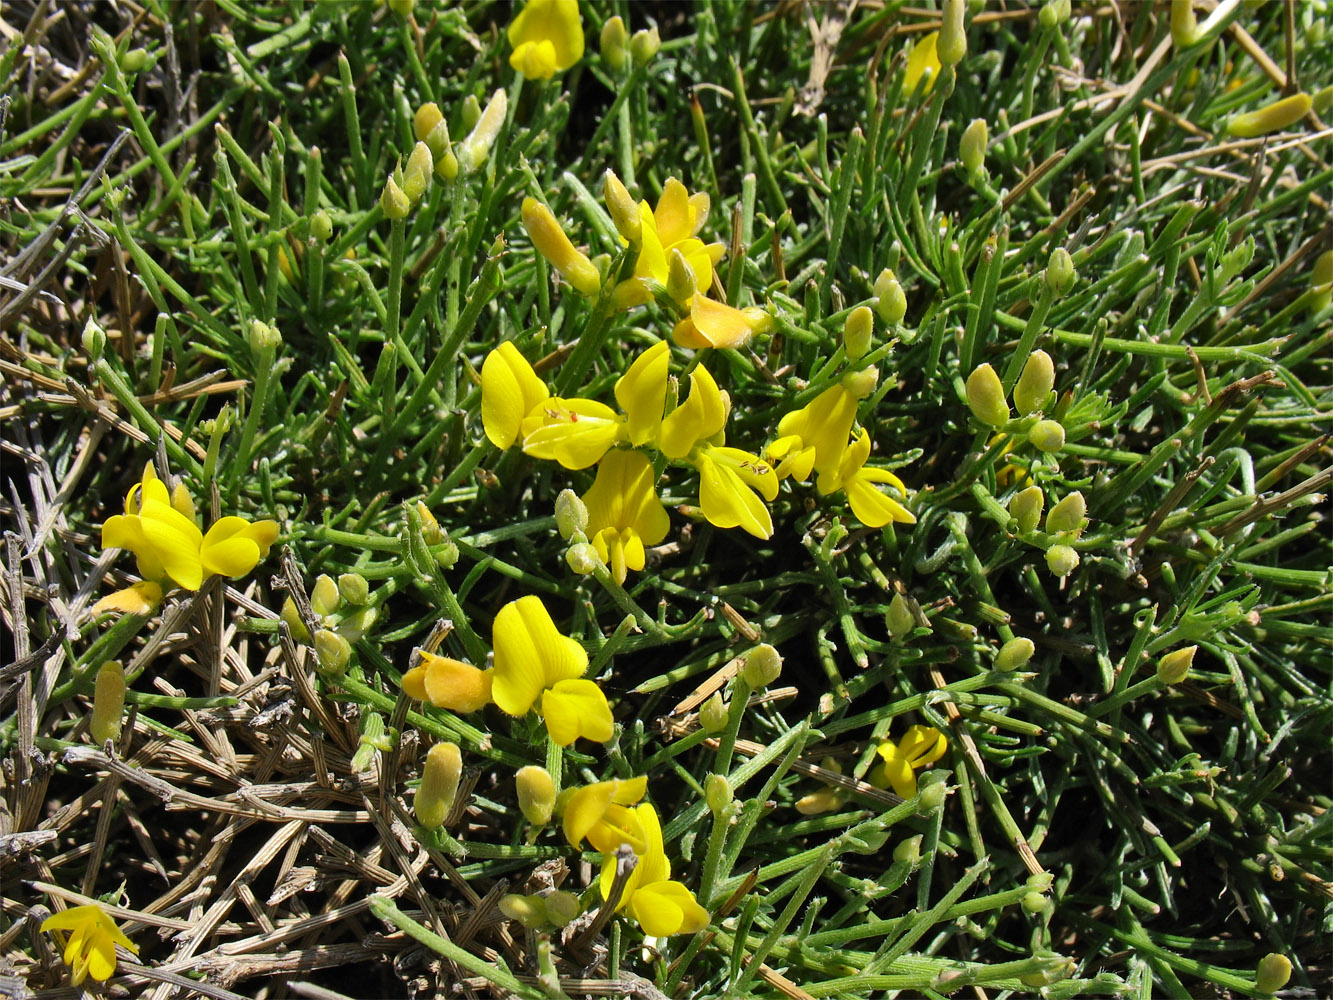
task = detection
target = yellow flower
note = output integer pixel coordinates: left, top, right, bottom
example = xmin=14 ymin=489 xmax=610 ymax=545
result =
xmin=41 ymin=903 xmax=138 ymax=985
xmin=770 ymin=384 xmax=859 ymax=482
xmin=521 ymin=397 xmax=625 ymax=470
xmin=583 ymin=450 xmax=670 ymax=585
xmin=508 ymin=0 xmax=584 ymax=80
xmin=694 ymin=445 xmax=778 ymax=539
xmin=904 ymin=32 xmax=942 ymax=96
xmin=400 ymin=652 xmax=493 ymax=713
xmin=816 ymin=429 xmax=915 ymax=529
xmin=671 ymin=294 xmax=772 ymax=351
xmin=561 ymin=775 xmax=649 ymax=852
xmin=481 ymin=342 xmax=550 ymax=449
xmin=614 ymin=341 xmax=670 ymax=447
xmin=599 ymin=802 xmax=709 ymax=937
xmin=101 ymin=463 xmax=277 ymax=593
xmin=490 ymin=595 xmax=613 ymax=745
xmin=871 ymin=725 xmax=948 ymax=797
xmin=612 ymin=177 xmax=725 ymax=308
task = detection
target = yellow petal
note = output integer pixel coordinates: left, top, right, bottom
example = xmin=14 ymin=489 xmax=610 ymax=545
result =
xmin=680 ymin=295 xmax=761 ymax=350
xmin=584 ymin=449 xmax=669 ymax=545
xmin=421 ymin=654 xmax=493 ymax=713
xmin=200 ymin=516 xmax=268 ymax=579
xmin=542 ymin=678 xmax=614 ymax=745
xmin=508 ymin=0 xmax=584 ymax=73
xmin=481 ymin=342 xmax=550 ymax=449
xmin=510 ymin=38 xmax=559 ymax=79
xmin=615 ymin=341 xmax=670 ymax=447
xmin=777 ymin=384 xmax=858 ymax=479
xmin=613 ymin=775 xmax=648 ymax=805
xmin=631 ymin=880 xmax=710 ymax=936
xmin=845 ymin=477 xmax=915 ymax=528
xmin=93 ymin=581 xmax=163 ymax=616
xmin=563 ymin=781 xmax=619 ymax=848
xmin=521 ymin=397 xmax=623 ymax=469
xmin=654 ymin=178 xmax=694 ymax=248
xmin=900 ymin=725 xmax=948 ymax=766
xmin=659 ymin=365 xmax=727 ymax=459
xmin=401 ymin=664 xmax=429 ymax=701
xmin=695 ymin=450 xmax=773 ymax=539
xmin=491 ymin=596 xmax=587 ymax=716
xmin=904 ymin=32 xmax=941 ymax=96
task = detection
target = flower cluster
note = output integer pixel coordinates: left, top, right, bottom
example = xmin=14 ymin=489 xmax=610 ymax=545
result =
xmin=97 ymin=462 xmax=278 ymax=614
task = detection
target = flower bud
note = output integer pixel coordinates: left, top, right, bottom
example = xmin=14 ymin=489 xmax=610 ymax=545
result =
xmin=1045 ymin=491 xmax=1086 ymax=536
xmin=337 ymin=573 xmax=370 ymax=607
xmin=415 ymin=741 xmax=463 ymax=828
xmin=1228 ymin=93 xmax=1312 ymax=138
xmin=1156 ymin=645 xmax=1196 ymax=685
xmin=1170 ymin=0 xmax=1199 ymax=47
xmin=1026 ymin=871 xmax=1054 ymax=892
xmin=544 ymin=891 xmax=580 ymax=927
xmin=1013 ymin=349 xmax=1055 ymax=415
xmin=1022 ymin=890 xmax=1051 ymax=914
xmin=995 ymin=636 xmax=1035 ymax=672
xmin=414 ymin=501 xmax=444 ymax=545
xmin=281 ymin=597 xmax=311 ymax=643
xmin=314 ymin=629 xmax=352 ymax=675
xmin=310 ymin=209 xmax=334 ymax=242
xmin=1255 ymin=953 xmax=1292 ymax=994
xmin=601 ymin=15 xmax=628 ymax=72
xmin=91 ymin=661 xmax=127 ymax=745
xmin=1045 ymin=544 xmax=1080 ymax=577
xmin=1027 ymin=419 xmax=1066 ymax=454
xmin=959 ymin=118 xmax=987 ymax=176
xmin=741 ymin=643 xmax=783 ymax=689
xmin=841 ymin=365 xmax=880 ymax=400
xmin=699 ymin=691 xmax=728 ymax=734
xmin=566 ymin=542 xmax=603 ymax=575
xmin=1045 ymin=247 xmax=1075 ymax=295
xmin=842 ymin=306 xmax=874 ymax=361
xmin=917 ymin=775 xmax=948 ymax=812
xmin=457 ymin=89 xmax=508 ymax=173
xmin=603 ymin=169 xmax=641 ymax=242
xmin=401 ymin=141 xmax=433 ymax=203
xmin=310 ymin=574 xmax=341 ymax=617
xmin=82 ymin=318 xmax=107 ymax=360
xmin=522 ymin=197 xmax=601 ymax=296
xmin=795 ymin=787 xmax=845 ymax=815
xmin=121 ymin=47 xmax=155 ymax=73
xmin=1038 ymin=0 xmax=1070 ymax=29
xmin=1009 ymin=485 xmax=1044 ymax=534
xmin=339 ymin=605 xmax=378 ymax=644
xmin=380 ymin=175 xmax=410 ymax=220
xmin=966 ymin=362 xmax=1010 ymax=428
xmin=1314 ymin=83 xmax=1333 ymax=116
xmin=629 ymin=26 xmax=660 ymax=67
xmin=248 ymin=318 xmax=281 ymax=355
xmin=893 ymin=834 xmax=923 ymax=864
xmin=938 ymin=0 xmax=967 ymax=66
xmin=1309 ymin=249 xmax=1332 ymax=314
xmin=874 ymin=269 xmax=907 ymax=324
xmin=667 ymin=248 xmax=698 ymax=303
xmin=414 ymin=103 xmax=443 ymax=142
xmin=554 ymin=489 xmax=589 ymax=540
xmin=705 ymin=774 xmax=731 ymax=818
xmin=460 ymin=93 xmax=482 ymax=131
xmin=885 ymin=593 xmax=915 ymax=639
xmin=516 ymin=765 xmax=556 ymax=825
xmin=499 ymin=893 xmax=547 ymax=928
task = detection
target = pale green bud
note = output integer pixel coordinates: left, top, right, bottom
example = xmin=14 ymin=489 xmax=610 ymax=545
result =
xmin=995 ymin=636 xmax=1035 ymax=672
xmin=338 ymin=605 xmax=377 ymax=644
xmin=554 ymin=489 xmax=589 ymax=540
xmin=1026 ymin=872 xmax=1054 ymax=892
xmin=314 ymin=629 xmax=352 ymax=675
xmin=893 ymin=834 xmax=923 ymax=864
xmin=1013 ymin=349 xmax=1055 ymax=415
xmin=1038 ymin=0 xmax=1071 ymax=28
xmin=82 ymin=318 xmax=107 ymax=360
xmin=1170 ymin=0 xmax=1199 ymax=47
xmin=121 ymin=47 xmax=155 ymax=73
xmin=516 ymin=765 xmax=556 ymax=825
xmin=387 ymin=0 xmax=413 ymax=16
xmin=705 ymin=774 xmax=731 ymax=818
xmin=566 ymin=542 xmax=602 ymax=575
xmin=499 ymin=894 xmax=546 ymax=929
xmin=460 ymin=93 xmax=482 ymax=132
xmin=667 ymin=247 xmax=698 ymax=303
xmin=966 ymin=362 xmax=1010 ymax=428
xmin=1312 ymin=249 xmax=1333 ymax=314
xmin=1022 ymin=890 xmax=1051 ymax=913
xmin=457 ymin=89 xmax=507 ymax=174
xmin=600 ymin=15 xmax=628 ymax=72
xmin=874 ymin=269 xmax=907 ymax=324
xmin=885 ymin=593 xmax=915 ymax=639
xmin=413 ymin=102 xmax=443 ymax=143
xmin=310 ymin=574 xmax=341 ymax=617
xmin=1314 ymin=84 xmax=1333 ymax=117
xmin=544 ymin=891 xmax=581 ymax=928
xmin=1028 ymin=419 xmax=1066 ymax=454
xmin=379 ymin=175 xmax=410 ymax=220
xmin=917 ymin=775 xmax=948 ymax=812
xmin=841 ymin=365 xmax=880 ymax=400
xmin=699 ymin=691 xmax=728 ymax=734
xmin=843 ymin=305 xmax=874 ymax=361
xmin=959 ymin=118 xmax=987 ymax=176
xmin=1045 ymin=544 xmax=1080 ymax=577
xmin=281 ymin=597 xmax=311 ymax=643
xmin=603 ymin=169 xmax=641 ymax=242
xmin=938 ymin=0 xmax=967 ymax=66
xmin=338 ymin=573 xmax=370 ymax=607
xmin=1009 ymin=485 xmax=1044 ymax=534
xmin=248 ymin=318 xmax=281 ymax=354
xmin=415 ymin=741 xmax=462 ymax=829
xmin=310 ymin=209 xmax=334 ymax=242
xmin=1255 ymin=953 xmax=1292 ymax=994
xmin=1046 ymin=247 xmax=1075 ymax=294
xmin=401 ymin=141 xmax=433 ymax=203
xmin=741 ymin=643 xmax=783 ymax=689
xmin=1156 ymin=645 xmax=1197 ymax=685
xmin=91 ymin=661 xmax=126 ymax=745
xmin=415 ymin=501 xmax=444 ymax=545
xmin=629 ymin=26 xmax=660 ymax=67
xmin=1045 ymin=491 xmax=1086 ymax=536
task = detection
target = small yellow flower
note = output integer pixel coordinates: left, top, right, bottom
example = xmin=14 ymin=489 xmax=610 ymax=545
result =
xmin=583 ymin=450 xmax=670 ymax=585
xmin=508 ymin=0 xmax=585 ymax=80
xmin=904 ymin=32 xmax=942 ymax=96
xmin=771 ymin=384 xmax=859 ymax=482
xmin=490 ymin=596 xmax=613 ymax=745
xmin=400 ymin=652 xmax=493 ymax=713
xmin=481 ymin=342 xmax=551 ymax=449
xmin=817 ymin=429 xmax=915 ymax=529
xmin=599 ymin=802 xmax=709 ymax=937
xmin=522 ymin=196 xmax=602 ymax=296
xmin=613 ymin=178 xmax=724 ymax=308
xmin=41 ymin=903 xmax=138 ymax=985
xmin=671 ymin=294 xmax=771 ymax=351
xmin=521 ymin=397 xmax=625 ymax=470
xmin=562 ymin=775 xmax=648 ymax=852
xmin=871 ymin=725 xmax=948 ymax=798
xmin=694 ymin=445 xmax=778 ymax=539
